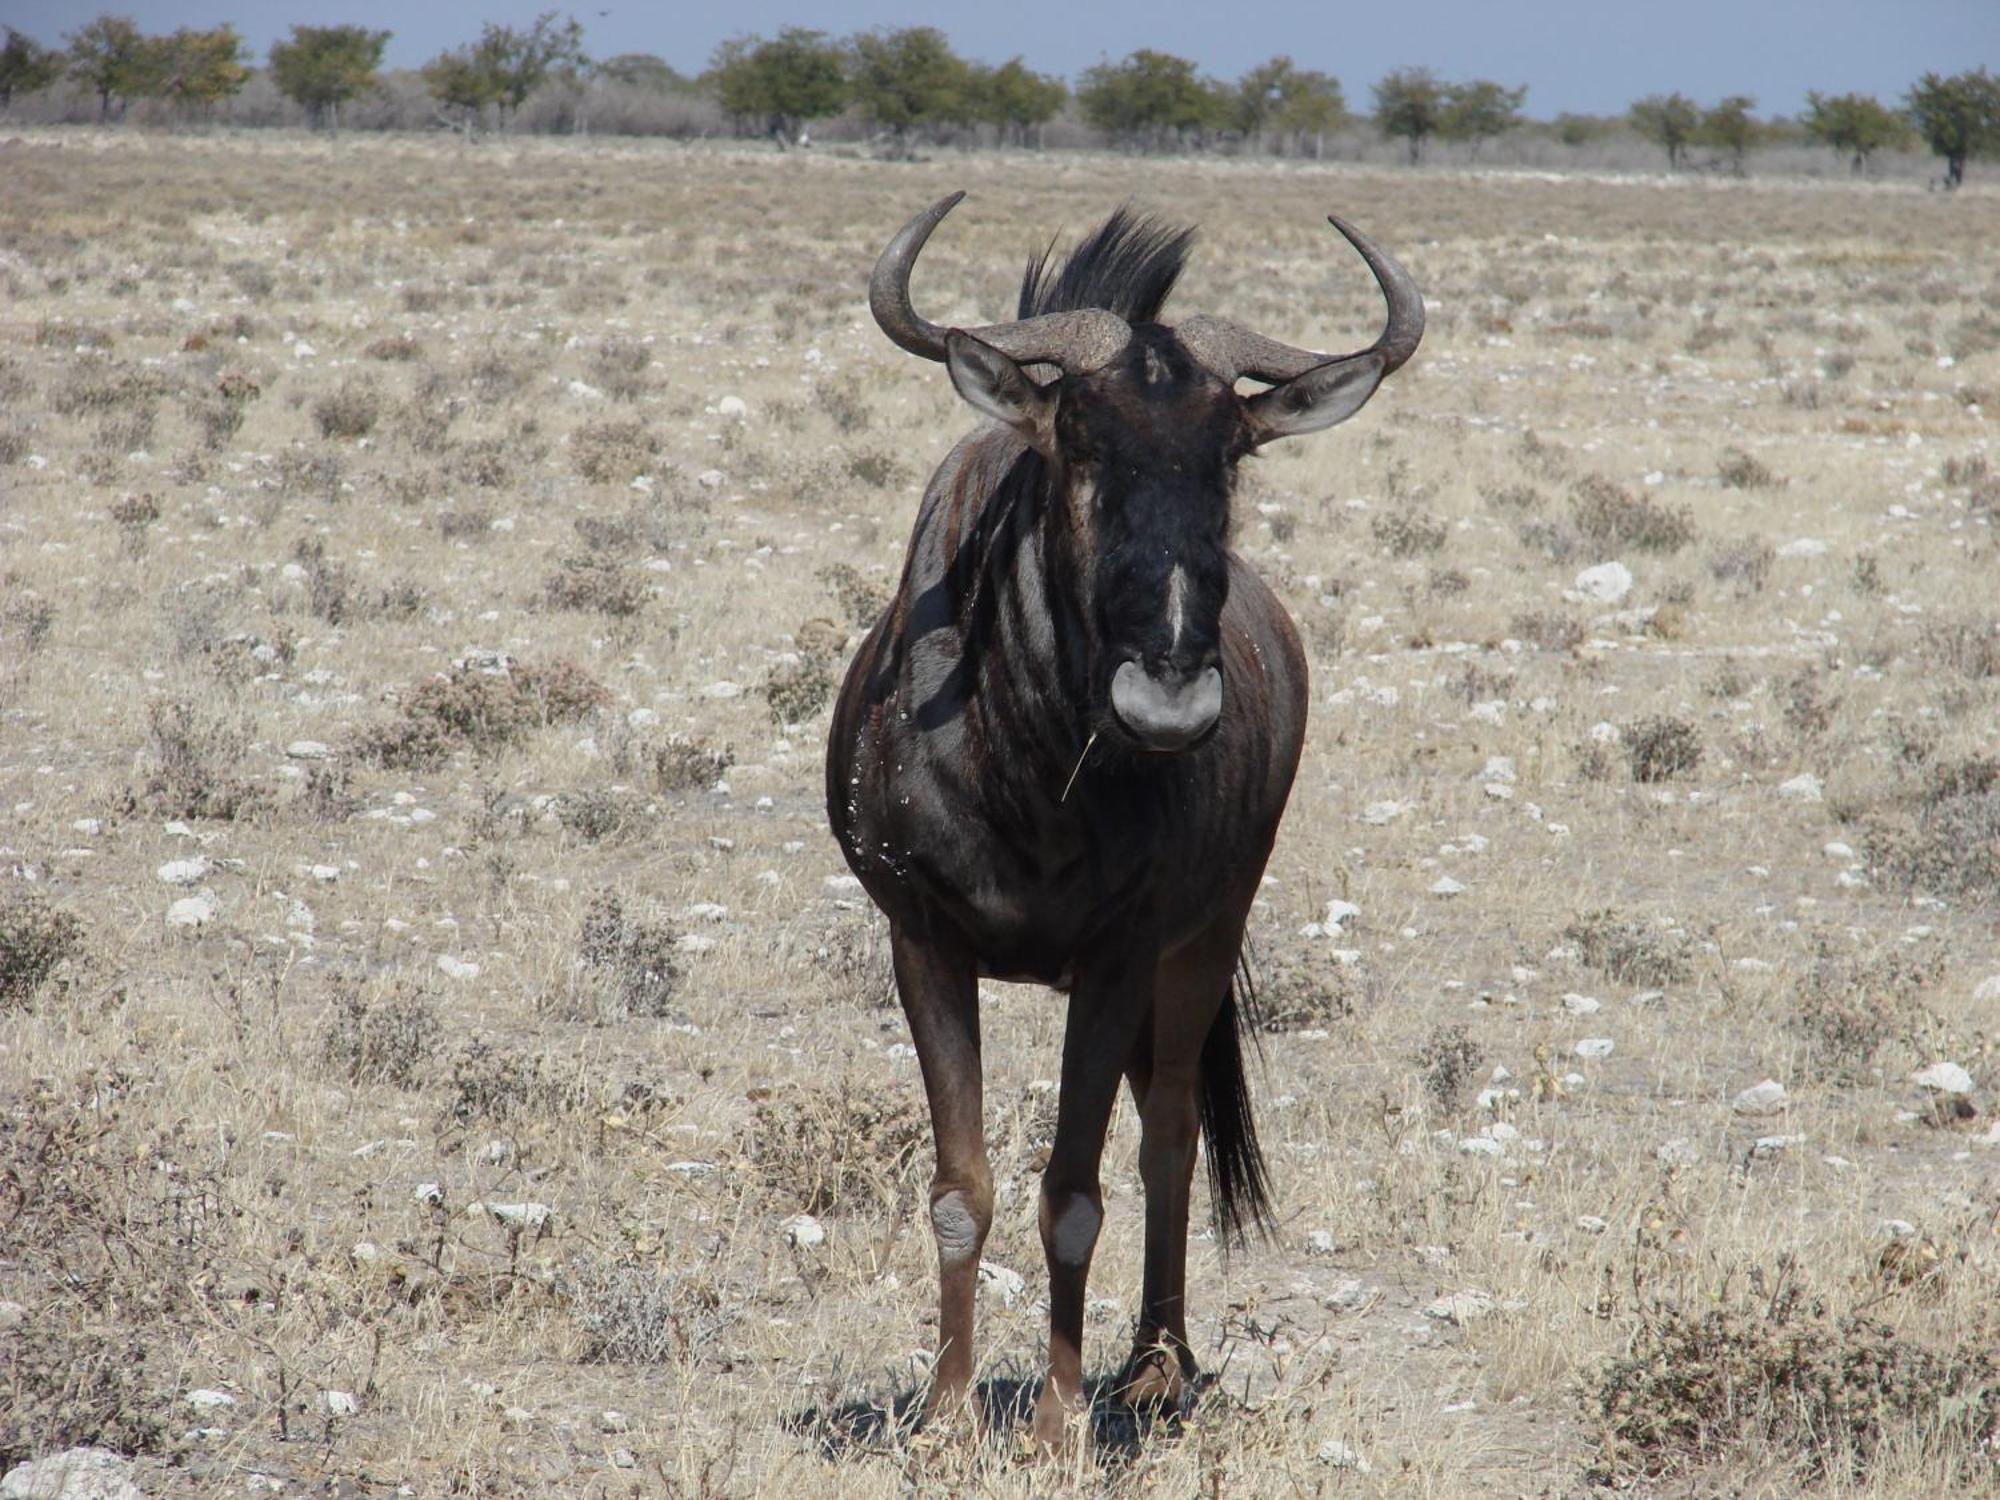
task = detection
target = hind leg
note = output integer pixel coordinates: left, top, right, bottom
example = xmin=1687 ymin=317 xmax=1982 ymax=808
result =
xmin=1120 ymin=915 xmax=1247 ymax=1409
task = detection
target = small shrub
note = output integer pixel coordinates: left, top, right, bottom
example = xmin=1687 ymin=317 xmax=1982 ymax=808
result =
xmin=297 ymin=763 xmax=357 ymax=822
xmin=0 ymin=892 xmax=84 ymax=1008
xmin=1707 ymin=538 xmax=1774 ymax=594
xmin=812 ymin=380 xmax=870 ymax=433
xmin=818 ymin=562 xmax=890 ymax=628
xmin=1255 ymin=951 xmax=1359 ymax=1033
xmin=563 ymin=1256 xmax=733 ymax=1366
xmin=1570 ymin=474 xmax=1695 ymax=554
xmin=572 ymin=891 xmax=680 ymax=1019
xmin=133 ymin=697 xmax=262 ymax=821
xmin=1371 ymin=509 xmax=1448 ymax=558
xmin=447 ymin=1040 xmax=589 ymax=1123
xmin=1481 ymin=482 xmax=1543 ymax=512
xmin=1917 ymin=614 xmax=2000 ymax=682
xmin=652 ymin=735 xmax=734 ymax=794
xmin=571 ymin=417 xmax=660 ymax=483
xmin=1779 ymin=666 xmax=1838 ymax=739
xmin=1 ymin=1324 xmax=172 ymax=1470
xmin=1716 ymin=447 xmax=1784 ymax=490
xmin=1516 ymin=518 xmax=1578 ymax=562
xmin=1510 ymin=609 xmax=1585 ymax=653
xmin=359 ymin=658 xmax=609 ymax=768
xmin=766 ymin=655 xmax=835 ymax=726
xmin=364 ymin=334 xmax=422 ymax=361
xmin=1588 ymin=1260 xmax=2000 ymax=1485
xmin=744 ymin=1079 xmax=928 ymax=1216
xmin=1625 ymin=715 xmax=1702 ymax=782
xmin=320 ymin=980 xmax=442 ymax=1089
xmin=1861 ymin=756 xmax=2000 ymax=900
xmin=539 ymin=555 xmax=648 ymax=617
xmin=1414 ymin=1023 xmax=1483 ymax=1113
xmin=312 ymin=379 xmax=381 ymax=440
xmin=437 ymin=504 xmax=494 ymax=541
xmin=555 ymin=787 xmax=641 ymax=843
xmin=845 ymin=448 xmax=906 ymax=490
xmin=1792 ymin=938 xmax=1943 ymax=1079
xmin=588 ymin=339 xmax=653 ymax=401
xmin=1563 ymin=908 xmax=1693 ymax=987
xmin=109 ymin=492 xmax=161 ymax=557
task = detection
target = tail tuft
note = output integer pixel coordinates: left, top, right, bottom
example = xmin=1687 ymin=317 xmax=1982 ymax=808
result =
xmin=1198 ymin=973 xmax=1273 ymax=1246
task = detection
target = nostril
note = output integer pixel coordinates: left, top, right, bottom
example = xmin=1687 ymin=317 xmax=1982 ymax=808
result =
xmin=1109 ymin=660 xmax=1223 ymax=751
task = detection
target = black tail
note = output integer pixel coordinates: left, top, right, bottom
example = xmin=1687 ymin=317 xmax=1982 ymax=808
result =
xmin=1198 ymin=974 xmax=1273 ymax=1246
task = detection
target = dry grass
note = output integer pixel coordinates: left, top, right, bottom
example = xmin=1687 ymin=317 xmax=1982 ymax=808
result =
xmin=0 ymin=130 xmax=1996 ymax=1496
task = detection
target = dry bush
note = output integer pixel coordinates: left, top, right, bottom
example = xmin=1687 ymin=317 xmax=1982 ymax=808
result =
xmin=1625 ymin=715 xmax=1703 ymax=782
xmin=571 ymin=416 xmax=661 ymax=482
xmin=1588 ymin=1259 xmax=2000 ymax=1486
xmin=1510 ymin=609 xmax=1586 ymax=652
xmin=364 ymin=333 xmax=423 ymax=362
xmin=1708 ymin=537 xmax=1775 ymax=594
xmin=1371 ymin=509 xmax=1449 ymax=558
xmin=818 ymin=562 xmax=890 ymax=628
xmin=555 ymin=787 xmax=644 ymax=843
xmin=1254 ymin=950 xmax=1359 ymax=1033
xmin=1860 ymin=756 xmax=2000 ymax=900
xmin=1791 ymin=939 xmax=1943 ymax=1079
xmin=766 ymin=654 xmax=835 ymax=727
xmin=651 ymin=734 xmax=733 ymax=795
xmin=1563 ymin=908 xmax=1694 ymax=987
xmin=811 ymin=380 xmax=870 ymax=433
xmin=436 ymin=503 xmax=494 ymax=541
xmin=320 ymin=979 xmax=443 ymax=1089
xmin=744 ymin=1079 xmax=928 ymax=1216
xmin=312 ymin=379 xmax=382 ymax=439
xmin=1915 ymin=614 xmax=2000 ymax=682
xmin=568 ymin=890 xmax=681 ymax=1019
xmin=562 ymin=1256 xmax=734 ymax=1366
xmin=131 ymin=696 xmax=263 ymax=821
xmin=1414 ymin=1023 xmax=1484 ymax=1112
xmin=539 ymin=554 xmax=649 ymax=617
xmin=587 ymin=338 xmax=653 ymax=401
xmin=1 ymin=1322 xmax=175 ymax=1471
xmin=845 ymin=447 xmax=907 ymax=490
xmin=447 ymin=1040 xmax=590 ymax=1124
xmin=1716 ymin=447 xmax=1785 ymax=490
xmin=0 ymin=891 xmax=84 ymax=1008
xmin=1570 ymin=474 xmax=1696 ymax=554
xmin=359 ymin=658 xmax=609 ymax=768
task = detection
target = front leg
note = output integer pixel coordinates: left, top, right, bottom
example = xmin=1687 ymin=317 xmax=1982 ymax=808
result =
xmin=891 ymin=925 xmax=991 ymax=1421
xmin=1030 ymin=941 xmax=1157 ymax=1451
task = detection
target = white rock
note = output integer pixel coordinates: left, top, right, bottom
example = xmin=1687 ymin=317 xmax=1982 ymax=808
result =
xmin=186 ymin=1389 xmax=237 ymax=1412
xmin=309 ymin=864 xmax=340 ymax=882
xmin=413 ymin=1182 xmax=444 ymax=1205
xmin=476 ymin=1201 xmax=552 ymax=1230
xmin=1573 ymin=561 xmax=1633 ymax=604
xmin=1733 ymin=1078 xmax=1789 ymax=1116
xmin=1359 ymin=799 xmax=1409 ymax=825
xmin=321 ymin=1391 xmax=359 ymax=1418
xmin=696 ymin=469 xmax=725 ymax=490
xmin=823 ymin=874 xmax=863 ymax=893
xmin=684 ymin=902 xmax=728 ymax=922
xmin=1574 ymin=1037 xmax=1615 ymax=1059
xmin=1974 ymin=975 xmax=2000 ymax=1005
xmin=599 ymin=1410 xmax=630 ymax=1434
xmin=1912 ymin=1061 xmax=1973 ymax=1095
xmin=1430 ymin=876 xmax=1466 ymax=898
xmin=1316 ymin=1439 xmax=1371 ymax=1472
xmin=782 ymin=1213 xmax=825 ymax=1249
xmin=1323 ymin=900 xmax=1361 ymax=928
xmin=1561 ymin=992 xmax=1602 ymax=1015
xmin=1423 ymin=1289 xmax=1495 ymax=1324
xmin=156 ymin=857 xmax=211 ymax=885
xmin=1588 ymin=720 xmax=1621 ymax=744
xmin=1777 ymin=537 xmax=1828 ymax=559
xmin=977 ymin=1260 xmax=1027 ymax=1307
xmin=285 ymin=741 xmax=334 ymax=760
xmin=1823 ymin=841 xmax=1855 ymax=860
xmin=702 ymin=680 xmax=742 ymax=699
xmin=1306 ymin=1228 xmax=1337 ymax=1255
xmin=166 ymin=889 xmax=219 ymax=928
xmin=1 ymin=1448 xmax=144 ymax=1500
xmin=1777 ymin=774 xmax=1823 ymax=803
xmin=435 ymin=954 xmax=480 ymax=980
xmin=1482 ymin=755 xmax=1517 ymax=783
xmin=1656 ymin=1138 xmax=1699 ymax=1165
xmin=716 ymin=395 xmax=748 ymax=419
xmin=1576 ymin=1214 xmax=1610 ymax=1235
xmin=1752 ymin=1134 xmax=1805 ymax=1158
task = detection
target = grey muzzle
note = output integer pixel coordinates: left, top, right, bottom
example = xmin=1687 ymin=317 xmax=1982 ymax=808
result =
xmin=1109 ymin=661 xmax=1222 ymax=751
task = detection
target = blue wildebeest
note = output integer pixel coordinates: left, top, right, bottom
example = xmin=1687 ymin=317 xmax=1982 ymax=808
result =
xmin=827 ymin=191 xmax=1422 ymax=1444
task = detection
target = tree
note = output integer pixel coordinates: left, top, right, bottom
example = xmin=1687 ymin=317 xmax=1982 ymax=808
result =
xmin=1553 ymin=111 xmax=1613 ymax=148
xmin=0 ymin=28 xmax=61 ymax=108
xmin=1629 ymin=91 xmax=1700 ymax=169
xmin=705 ymin=28 xmax=846 ymax=149
xmin=423 ymin=39 xmax=505 ymax=130
xmin=1801 ymin=92 xmax=1908 ymax=172
xmin=423 ymin=12 xmax=586 ymax=133
xmin=269 ymin=25 xmax=389 ymax=130
xmin=967 ymin=57 xmax=1066 ymax=148
xmin=1905 ymin=68 xmax=2000 ymax=188
xmin=156 ymin=24 xmax=247 ymax=114
xmin=1700 ymin=94 xmax=1759 ymax=174
xmin=1440 ymin=79 xmax=1527 ymax=157
xmin=65 ymin=14 xmax=163 ymax=121
xmin=1077 ymin=50 xmax=1225 ymax=151
xmin=1236 ymin=56 xmax=1345 ymax=156
xmin=1372 ymin=67 xmax=1445 ymax=163
xmin=847 ymin=26 xmax=972 ymax=153
xmin=596 ymin=53 xmax=688 ymax=92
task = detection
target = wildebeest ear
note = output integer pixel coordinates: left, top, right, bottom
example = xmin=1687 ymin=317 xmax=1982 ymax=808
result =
xmin=1245 ymin=352 xmax=1386 ymax=444
xmin=946 ymin=330 xmax=1054 ymax=448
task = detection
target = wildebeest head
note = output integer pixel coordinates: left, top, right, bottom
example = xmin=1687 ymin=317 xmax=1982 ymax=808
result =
xmin=872 ymin=193 xmax=1423 ymax=753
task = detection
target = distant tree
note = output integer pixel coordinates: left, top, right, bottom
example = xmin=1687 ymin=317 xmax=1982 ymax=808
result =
xmin=1905 ymin=68 xmax=2000 ymax=188
xmin=1699 ymin=94 xmax=1759 ymax=174
xmin=424 ymin=12 xmax=585 ymax=133
xmin=847 ymin=27 xmax=972 ymax=154
xmin=66 ymin=14 xmax=163 ymax=121
xmin=1440 ymin=79 xmax=1527 ymax=156
xmin=0 ymin=28 xmax=61 ymax=107
xmin=269 ymin=25 xmax=389 ymax=130
xmin=155 ymin=24 xmax=248 ymax=114
xmin=596 ymin=53 xmax=688 ymax=92
xmin=705 ymin=29 xmax=846 ymax=149
xmin=1552 ymin=111 xmax=1613 ymax=148
xmin=1629 ymin=91 xmax=1701 ymax=168
xmin=967 ymin=57 xmax=1066 ymax=147
xmin=422 ymin=37 xmax=506 ymax=131
xmin=1801 ymin=90 xmax=1907 ymax=172
xmin=1078 ymin=49 xmax=1225 ymax=151
xmin=1236 ymin=56 xmax=1346 ymax=156
xmin=1372 ymin=67 xmax=1446 ymax=163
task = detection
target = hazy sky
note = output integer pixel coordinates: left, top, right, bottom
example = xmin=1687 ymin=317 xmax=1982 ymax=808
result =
xmin=5 ymin=0 xmax=1995 ymax=117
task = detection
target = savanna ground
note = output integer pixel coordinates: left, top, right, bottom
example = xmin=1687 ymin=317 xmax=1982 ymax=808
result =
xmin=1 ymin=130 xmax=1998 ymax=1497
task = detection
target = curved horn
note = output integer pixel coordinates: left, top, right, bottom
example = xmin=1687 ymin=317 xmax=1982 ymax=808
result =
xmin=1177 ymin=214 xmax=1425 ymax=384
xmin=870 ymin=192 xmax=1132 ymax=374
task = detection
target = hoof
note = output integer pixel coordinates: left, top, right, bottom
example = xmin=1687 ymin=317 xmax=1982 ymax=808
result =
xmin=1116 ymin=1346 xmax=1195 ymax=1411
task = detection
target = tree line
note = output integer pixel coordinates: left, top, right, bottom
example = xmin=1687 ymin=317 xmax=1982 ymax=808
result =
xmin=3 ymin=14 xmax=1997 ymax=184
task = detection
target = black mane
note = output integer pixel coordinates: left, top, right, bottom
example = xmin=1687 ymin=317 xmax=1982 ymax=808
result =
xmin=1017 ymin=208 xmax=1194 ymax=323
